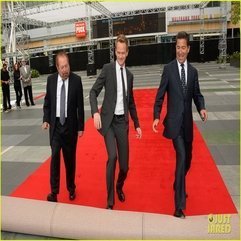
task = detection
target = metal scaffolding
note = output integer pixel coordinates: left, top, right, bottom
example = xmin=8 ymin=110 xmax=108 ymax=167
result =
xmin=199 ymin=1 xmax=209 ymax=60
xmin=2 ymin=1 xmax=30 ymax=62
xmin=2 ymin=1 xmax=230 ymax=64
xmin=218 ymin=1 xmax=228 ymax=68
xmin=85 ymin=1 xmax=114 ymax=63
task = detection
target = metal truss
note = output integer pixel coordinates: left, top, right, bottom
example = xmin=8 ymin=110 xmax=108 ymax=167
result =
xmin=3 ymin=1 xmax=229 ymax=61
xmin=2 ymin=1 xmax=30 ymax=62
xmin=85 ymin=3 xmax=94 ymax=65
xmin=85 ymin=1 xmax=114 ymax=63
xmin=199 ymin=2 xmax=209 ymax=57
xmin=218 ymin=1 xmax=228 ymax=68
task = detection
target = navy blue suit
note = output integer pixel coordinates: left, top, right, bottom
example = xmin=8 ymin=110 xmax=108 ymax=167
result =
xmin=154 ymin=59 xmax=205 ymax=210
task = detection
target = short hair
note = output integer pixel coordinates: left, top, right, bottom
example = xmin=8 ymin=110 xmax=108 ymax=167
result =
xmin=56 ymin=51 xmax=69 ymax=66
xmin=176 ymin=31 xmax=190 ymax=46
xmin=2 ymin=63 xmax=7 ymax=68
xmin=115 ymin=34 xmax=129 ymax=50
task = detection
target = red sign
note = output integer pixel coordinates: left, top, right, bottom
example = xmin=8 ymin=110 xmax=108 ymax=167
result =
xmin=75 ymin=22 xmax=86 ymax=38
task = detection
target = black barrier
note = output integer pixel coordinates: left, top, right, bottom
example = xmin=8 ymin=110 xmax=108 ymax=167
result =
xmin=86 ymin=63 xmax=97 ymax=76
xmin=30 ymin=38 xmax=240 ymax=75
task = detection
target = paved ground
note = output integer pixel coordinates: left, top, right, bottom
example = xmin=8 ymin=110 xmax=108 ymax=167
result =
xmin=1 ymin=62 xmax=240 ymax=239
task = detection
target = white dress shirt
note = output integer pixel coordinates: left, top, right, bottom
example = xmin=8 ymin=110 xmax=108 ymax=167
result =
xmin=114 ymin=61 xmax=127 ymax=115
xmin=56 ymin=75 xmax=69 ymax=118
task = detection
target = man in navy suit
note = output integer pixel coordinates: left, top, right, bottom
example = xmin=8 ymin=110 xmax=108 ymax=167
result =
xmin=42 ymin=52 xmax=85 ymax=202
xmin=153 ymin=31 xmax=208 ymax=218
xmin=90 ymin=34 xmax=142 ymax=210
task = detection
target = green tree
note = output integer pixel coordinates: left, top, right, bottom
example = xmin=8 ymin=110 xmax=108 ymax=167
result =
xmin=230 ymin=1 xmax=240 ymax=25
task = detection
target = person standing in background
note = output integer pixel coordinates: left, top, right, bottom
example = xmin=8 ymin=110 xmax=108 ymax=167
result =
xmin=20 ymin=59 xmax=35 ymax=106
xmin=13 ymin=62 xmax=23 ymax=109
xmin=1 ymin=63 xmax=12 ymax=112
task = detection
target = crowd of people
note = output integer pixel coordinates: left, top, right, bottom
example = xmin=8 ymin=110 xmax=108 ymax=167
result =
xmin=1 ymin=58 xmax=35 ymax=112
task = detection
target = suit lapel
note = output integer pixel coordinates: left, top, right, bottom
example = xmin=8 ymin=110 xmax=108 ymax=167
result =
xmin=187 ymin=62 xmax=192 ymax=96
xmin=111 ymin=62 xmax=117 ymax=93
xmin=67 ymin=73 xmax=72 ymax=111
xmin=53 ymin=75 xmax=58 ymax=115
xmin=126 ymin=68 xmax=131 ymax=102
xmin=173 ymin=60 xmax=184 ymax=98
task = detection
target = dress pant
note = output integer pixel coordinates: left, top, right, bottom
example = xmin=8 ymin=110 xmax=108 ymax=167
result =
xmin=172 ymin=126 xmax=192 ymax=210
xmin=24 ymin=85 xmax=34 ymax=105
xmin=104 ymin=115 xmax=129 ymax=206
xmin=14 ymin=85 xmax=23 ymax=106
xmin=2 ymin=84 xmax=11 ymax=110
xmin=50 ymin=118 xmax=77 ymax=194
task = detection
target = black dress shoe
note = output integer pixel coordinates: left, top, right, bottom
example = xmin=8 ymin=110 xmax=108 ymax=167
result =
xmin=174 ymin=209 xmax=185 ymax=219
xmin=106 ymin=205 xmax=113 ymax=210
xmin=69 ymin=191 xmax=76 ymax=200
xmin=47 ymin=193 xmax=57 ymax=202
xmin=31 ymin=103 xmax=35 ymax=106
xmin=116 ymin=189 xmax=125 ymax=202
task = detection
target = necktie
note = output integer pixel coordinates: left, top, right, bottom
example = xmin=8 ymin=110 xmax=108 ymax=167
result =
xmin=60 ymin=80 xmax=66 ymax=125
xmin=120 ymin=67 xmax=128 ymax=121
xmin=180 ymin=63 xmax=187 ymax=95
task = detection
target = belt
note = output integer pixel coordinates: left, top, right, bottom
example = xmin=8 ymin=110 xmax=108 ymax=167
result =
xmin=114 ymin=114 xmax=125 ymax=119
xmin=56 ymin=117 xmax=67 ymax=121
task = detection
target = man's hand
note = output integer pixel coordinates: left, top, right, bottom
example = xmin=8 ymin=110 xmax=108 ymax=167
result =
xmin=93 ymin=112 xmax=102 ymax=130
xmin=136 ymin=127 xmax=142 ymax=139
xmin=78 ymin=131 xmax=84 ymax=137
xmin=200 ymin=109 xmax=208 ymax=122
xmin=152 ymin=119 xmax=160 ymax=133
xmin=42 ymin=122 xmax=49 ymax=130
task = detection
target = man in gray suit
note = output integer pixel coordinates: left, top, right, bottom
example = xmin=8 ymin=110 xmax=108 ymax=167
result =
xmin=153 ymin=31 xmax=208 ymax=218
xmin=20 ymin=59 xmax=35 ymax=106
xmin=90 ymin=34 xmax=142 ymax=210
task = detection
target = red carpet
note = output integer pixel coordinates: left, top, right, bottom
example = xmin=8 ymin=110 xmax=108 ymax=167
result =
xmin=11 ymin=89 xmax=237 ymax=216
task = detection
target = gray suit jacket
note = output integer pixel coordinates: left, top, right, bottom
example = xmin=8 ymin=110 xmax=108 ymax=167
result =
xmin=153 ymin=59 xmax=205 ymax=142
xmin=20 ymin=65 xmax=32 ymax=88
xmin=89 ymin=62 xmax=140 ymax=136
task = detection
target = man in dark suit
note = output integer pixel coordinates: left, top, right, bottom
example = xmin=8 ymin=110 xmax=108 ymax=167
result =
xmin=42 ymin=52 xmax=85 ymax=202
xmin=89 ymin=34 xmax=142 ymax=210
xmin=153 ymin=31 xmax=208 ymax=218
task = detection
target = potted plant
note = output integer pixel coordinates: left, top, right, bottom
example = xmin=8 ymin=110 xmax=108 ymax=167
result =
xmin=230 ymin=52 xmax=240 ymax=67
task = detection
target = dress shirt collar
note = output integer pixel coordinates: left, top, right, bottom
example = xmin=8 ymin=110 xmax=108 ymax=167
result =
xmin=177 ymin=59 xmax=187 ymax=69
xmin=116 ymin=61 xmax=125 ymax=71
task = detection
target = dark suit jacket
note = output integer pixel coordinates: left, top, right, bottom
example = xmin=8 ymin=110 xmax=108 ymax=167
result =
xmin=154 ymin=59 xmax=205 ymax=142
xmin=89 ymin=62 xmax=140 ymax=136
xmin=43 ymin=72 xmax=85 ymax=145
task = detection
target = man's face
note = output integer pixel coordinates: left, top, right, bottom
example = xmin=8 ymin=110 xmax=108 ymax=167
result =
xmin=176 ymin=38 xmax=190 ymax=64
xmin=22 ymin=61 xmax=26 ymax=66
xmin=115 ymin=42 xmax=128 ymax=67
xmin=56 ymin=55 xmax=70 ymax=80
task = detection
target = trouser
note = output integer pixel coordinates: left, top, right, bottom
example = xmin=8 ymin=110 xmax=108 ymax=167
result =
xmin=14 ymin=85 xmax=22 ymax=106
xmin=2 ymin=84 xmax=11 ymax=110
xmin=104 ymin=115 xmax=129 ymax=206
xmin=50 ymin=118 xmax=77 ymax=194
xmin=24 ymin=85 xmax=34 ymax=105
xmin=172 ymin=129 xmax=192 ymax=210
